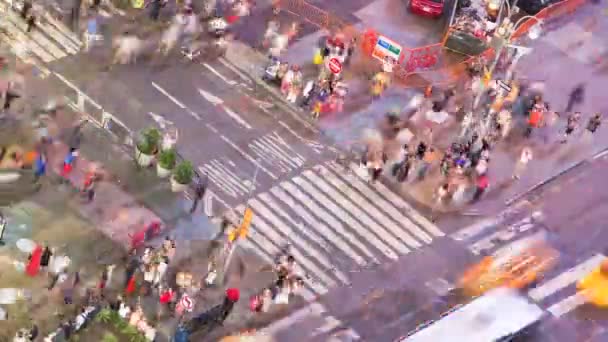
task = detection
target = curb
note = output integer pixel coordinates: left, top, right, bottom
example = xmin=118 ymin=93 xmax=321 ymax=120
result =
xmin=504 ymin=147 xmax=608 ymax=207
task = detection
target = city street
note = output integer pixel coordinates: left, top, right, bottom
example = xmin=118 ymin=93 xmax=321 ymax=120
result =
xmin=259 ymin=144 xmax=608 ymax=342
xmin=2 ymin=0 xmax=608 ymax=341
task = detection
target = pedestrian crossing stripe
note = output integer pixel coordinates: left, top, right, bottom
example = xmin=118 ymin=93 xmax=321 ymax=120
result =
xmin=0 ymin=4 xmax=81 ymax=64
xmin=233 ymin=161 xmax=444 ymax=300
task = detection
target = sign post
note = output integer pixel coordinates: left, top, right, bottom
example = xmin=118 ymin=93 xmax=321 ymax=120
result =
xmin=222 ymin=160 xmax=259 ymax=276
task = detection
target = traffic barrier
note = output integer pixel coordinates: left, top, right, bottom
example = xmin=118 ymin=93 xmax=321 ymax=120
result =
xmin=278 ymin=0 xmax=588 ymax=88
xmin=50 ymin=72 xmax=204 ymax=186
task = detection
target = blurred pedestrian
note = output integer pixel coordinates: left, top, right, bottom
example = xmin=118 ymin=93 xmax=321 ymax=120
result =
xmin=586 ymin=113 xmax=602 ymax=134
xmin=471 ymin=173 xmax=489 ymax=203
xmin=565 ymin=84 xmax=585 ymax=113
xmin=561 ymin=112 xmax=581 ymax=143
xmin=513 ymin=147 xmax=533 ymax=180
xmin=190 ymin=180 xmax=207 ymax=213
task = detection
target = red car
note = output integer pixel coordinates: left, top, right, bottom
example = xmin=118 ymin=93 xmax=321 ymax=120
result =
xmin=407 ymin=0 xmax=444 ymax=18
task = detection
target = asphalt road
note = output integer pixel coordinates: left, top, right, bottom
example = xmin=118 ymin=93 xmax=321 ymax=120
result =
xmin=259 ymin=150 xmax=608 ymax=341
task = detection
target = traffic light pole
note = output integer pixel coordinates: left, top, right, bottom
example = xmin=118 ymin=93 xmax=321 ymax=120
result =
xmin=222 ymin=160 xmax=260 ymax=276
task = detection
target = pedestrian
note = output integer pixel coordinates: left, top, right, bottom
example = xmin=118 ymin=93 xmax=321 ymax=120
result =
xmin=61 ymin=147 xmax=78 ymax=181
xmin=149 ymin=0 xmax=164 ymax=21
xmin=81 ymin=171 xmax=96 ymax=203
xmin=33 ymin=152 xmax=46 ymax=179
xmin=471 ymin=174 xmax=489 ymax=203
xmin=586 ymin=113 xmax=602 ymax=134
xmin=98 ymin=268 xmax=108 ymax=296
xmin=70 ymin=0 xmax=82 ymax=32
xmin=513 ymin=147 xmax=533 ymax=180
xmin=25 ymin=12 xmax=36 ymax=33
xmin=190 ymin=179 xmax=207 ymax=214
xmin=496 ymin=109 xmax=512 ymax=138
xmin=565 ymin=84 xmax=585 ymax=113
xmin=20 ymin=0 xmax=31 ymax=19
xmin=417 ymin=147 xmax=436 ymax=181
xmin=561 ymin=112 xmax=581 ymax=143
xmin=40 ymin=245 xmax=53 ymax=273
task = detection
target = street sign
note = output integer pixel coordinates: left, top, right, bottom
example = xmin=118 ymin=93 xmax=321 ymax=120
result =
xmin=372 ymin=35 xmax=402 ymax=63
xmin=180 ymin=294 xmax=194 ymax=312
xmin=239 ymin=208 xmax=253 ymax=238
xmin=328 ymin=58 xmax=342 ymax=74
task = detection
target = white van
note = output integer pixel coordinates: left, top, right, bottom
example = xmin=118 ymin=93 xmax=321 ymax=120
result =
xmin=402 ymin=288 xmax=546 ymax=342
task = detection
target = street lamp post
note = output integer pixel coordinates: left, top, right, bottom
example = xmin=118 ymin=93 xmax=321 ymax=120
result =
xmin=222 ymin=160 xmax=260 ymax=276
xmin=471 ymin=15 xmax=543 ymax=136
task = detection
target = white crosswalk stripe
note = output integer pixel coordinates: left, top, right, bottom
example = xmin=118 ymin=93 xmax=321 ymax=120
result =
xmin=231 ymin=160 xmax=443 ymax=302
xmin=457 ymin=213 xmax=607 ymax=319
xmin=0 ymin=5 xmax=81 ymax=64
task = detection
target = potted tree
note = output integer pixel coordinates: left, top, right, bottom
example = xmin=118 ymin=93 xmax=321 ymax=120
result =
xmin=134 ymin=128 xmax=161 ymax=167
xmin=170 ymin=161 xmax=194 ymax=192
xmin=156 ymin=149 xmax=176 ymax=178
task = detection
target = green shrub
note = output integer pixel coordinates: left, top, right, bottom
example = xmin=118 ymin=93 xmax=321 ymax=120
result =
xmin=158 ymin=149 xmax=177 ymax=169
xmin=136 ymin=128 xmax=161 ymax=155
xmin=173 ymin=161 xmax=194 ymax=184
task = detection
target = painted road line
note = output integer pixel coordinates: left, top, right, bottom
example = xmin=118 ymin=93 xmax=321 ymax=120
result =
xmin=222 ymin=106 xmax=253 ymax=130
xmin=0 ymin=29 xmax=50 ymax=77
xmin=197 ymin=88 xmax=252 ymax=129
xmin=5 ymin=12 xmax=67 ymax=59
xmin=219 ymin=135 xmax=277 ymax=180
xmin=528 ymin=254 xmax=606 ymax=302
xmin=273 ymin=184 xmax=377 ymax=261
xmin=249 ymin=198 xmax=350 ymax=285
xmin=286 ymin=178 xmax=402 ymax=259
xmin=267 ymin=132 xmax=306 ymax=165
xmin=1 ymin=19 xmax=54 ymax=62
xmin=237 ymin=212 xmax=322 ymax=299
xmin=239 ymin=238 xmax=316 ymax=301
xmin=202 ymin=63 xmax=237 ymax=85
xmin=546 ymin=292 xmax=587 ymax=317
xmin=350 ymin=162 xmax=444 ymax=237
xmin=208 ymin=159 xmax=250 ymax=194
xmin=251 ymin=135 xmax=299 ymax=169
xmin=302 ymin=170 xmax=422 ymax=249
xmin=199 ymin=165 xmax=243 ymax=198
xmin=308 ymin=166 xmax=425 ymax=246
xmin=259 ymin=302 xmax=327 ymax=334
xmin=257 ymin=192 xmax=334 ymax=254
xmin=239 ymin=204 xmax=335 ymax=293
xmin=218 ymin=57 xmax=251 ymax=83
xmin=327 ymin=162 xmax=437 ymax=241
xmin=249 ymin=143 xmax=291 ymax=173
xmin=152 ymin=82 xmax=201 ymax=120
xmin=269 ymin=187 xmax=372 ymax=263
xmin=451 ymin=201 xmax=532 ymax=242
xmin=467 ymin=214 xmax=543 ymax=256
xmin=37 ymin=21 xmax=80 ymax=53
xmin=42 ymin=12 xmax=82 ymax=46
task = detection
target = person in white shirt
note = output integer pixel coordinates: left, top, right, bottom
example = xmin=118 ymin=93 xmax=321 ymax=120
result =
xmin=513 ymin=147 xmax=533 ymax=180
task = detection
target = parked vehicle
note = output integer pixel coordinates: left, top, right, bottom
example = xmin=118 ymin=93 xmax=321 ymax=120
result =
xmin=407 ymin=0 xmax=445 ymax=18
xmin=517 ymin=0 xmax=561 ymax=15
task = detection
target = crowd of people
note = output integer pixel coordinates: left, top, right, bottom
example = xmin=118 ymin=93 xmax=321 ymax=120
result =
xmin=357 ymin=56 xmax=602 ymax=212
xmin=249 ymin=251 xmax=306 ymax=313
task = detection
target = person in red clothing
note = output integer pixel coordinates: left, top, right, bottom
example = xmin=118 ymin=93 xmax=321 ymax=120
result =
xmin=125 ymin=275 xmax=137 ymax=295
xmin=26 ymin=245 xmax=43 ymax=277
xmin=471 ymin=174 xmax=489 ymax=203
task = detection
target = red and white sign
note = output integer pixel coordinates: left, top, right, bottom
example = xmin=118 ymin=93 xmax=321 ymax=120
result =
xmin=180 ymin=294 xmax=194 ymax=312
xmin=328 ymin=58 xmax=342 ymax=74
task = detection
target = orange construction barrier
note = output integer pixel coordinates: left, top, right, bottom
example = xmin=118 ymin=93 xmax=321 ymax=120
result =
xmin=277 ymin=0 xmax=587 ymax=88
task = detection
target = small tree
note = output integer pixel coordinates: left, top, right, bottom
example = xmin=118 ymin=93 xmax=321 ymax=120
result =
xmin=173 ymin=161 xmax=194 ymax=185
xmin=136 ymin=128 xmax=161 ymax=155
xmin=158 ymin=149 xmax=177 ymax=169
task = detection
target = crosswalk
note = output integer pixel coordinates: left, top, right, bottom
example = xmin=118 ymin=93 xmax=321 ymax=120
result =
xmin=0 ymin=3 xmax=81 ymax=68
xmin=233 ymin=160 xmax=445 ymax=301
xmin=451 ymin=205 xmax=607 ymax=320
